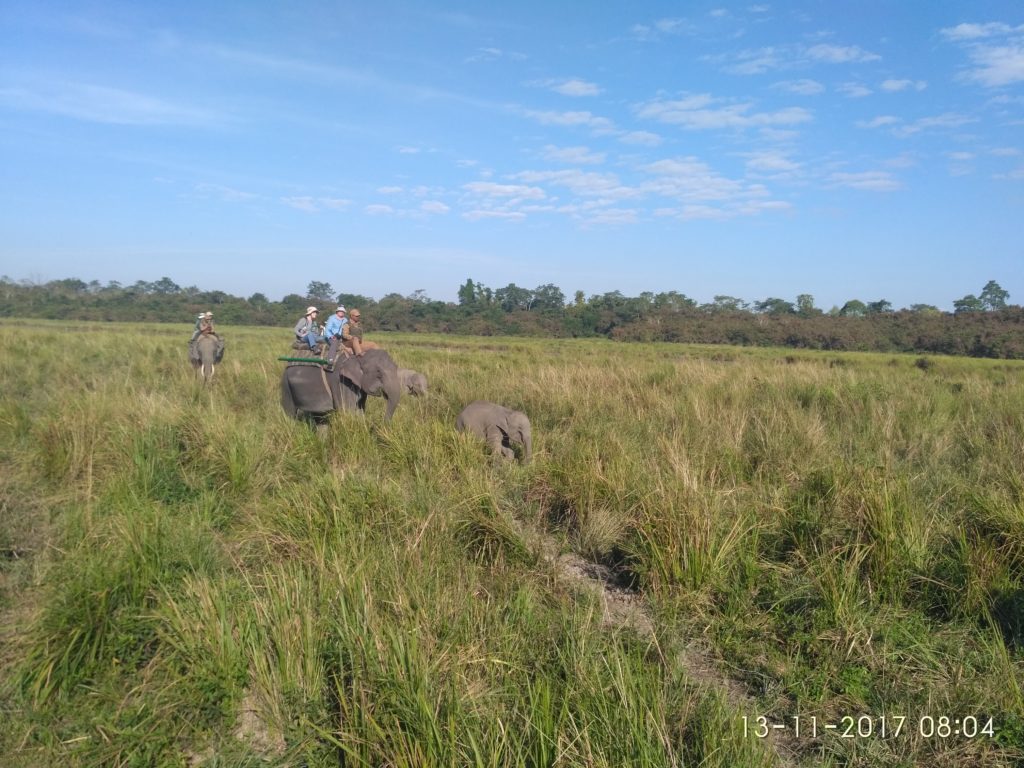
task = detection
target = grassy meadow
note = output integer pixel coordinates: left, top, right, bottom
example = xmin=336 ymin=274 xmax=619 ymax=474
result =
xmin=1 ymin=318 xmax=1023 ymax=767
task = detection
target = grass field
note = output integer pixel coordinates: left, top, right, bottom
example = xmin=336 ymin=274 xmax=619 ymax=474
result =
xmin=1 ymin=319 xmax=1023 ymax=767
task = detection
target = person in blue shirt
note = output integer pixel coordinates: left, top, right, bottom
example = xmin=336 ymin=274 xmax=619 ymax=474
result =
xmin=324 ymin=306 xmax=348 ymax=363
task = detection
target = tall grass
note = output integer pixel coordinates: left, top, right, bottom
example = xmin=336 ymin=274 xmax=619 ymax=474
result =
xmin=0 ymin=321 xmax=1022 ymax=766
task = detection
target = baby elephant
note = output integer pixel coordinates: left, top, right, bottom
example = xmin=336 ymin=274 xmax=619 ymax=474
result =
xmin=456 ymin=401 xmax=532 ymax=463
xmin=398 ymin=368 xmax=428 ymax=396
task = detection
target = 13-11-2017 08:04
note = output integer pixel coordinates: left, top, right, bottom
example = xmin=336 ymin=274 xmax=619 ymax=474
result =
xmin=742 ymin=715 xmax=996 ymax=739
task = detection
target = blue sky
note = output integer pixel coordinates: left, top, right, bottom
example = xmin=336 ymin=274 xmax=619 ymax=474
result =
xmin=1 ymin=1 xmax=1022 ymax=310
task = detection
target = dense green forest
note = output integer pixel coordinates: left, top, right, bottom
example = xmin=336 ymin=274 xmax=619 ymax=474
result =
xmin=2 ymin=275 xmax=1021 ymax=358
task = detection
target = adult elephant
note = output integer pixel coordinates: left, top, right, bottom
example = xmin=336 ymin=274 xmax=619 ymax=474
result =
xmin=456 ymin=401 xmax=532 ymax=463
xmin=280 ymin=349 xmax=402 ymax=422
xmin=190 ymin=334 xmax=224 ymax=383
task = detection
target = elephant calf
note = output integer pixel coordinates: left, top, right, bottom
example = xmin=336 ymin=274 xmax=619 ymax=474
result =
xmin=456 ymin=401 xmax=532 ymax=463
xmin=398 ymin=368 xmax=428 ymax=396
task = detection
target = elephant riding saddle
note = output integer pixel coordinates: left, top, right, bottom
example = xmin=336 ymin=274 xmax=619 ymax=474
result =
xmin=287 ymin=340 xmax=329 ymax=367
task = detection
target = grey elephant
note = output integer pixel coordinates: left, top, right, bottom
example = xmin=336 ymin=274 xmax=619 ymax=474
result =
xmin=190 ymin=334 xmax=224 ymax=383
xmin=280 ymin=348 xmax=402 ymax=422
xmin=398 ymin=368 xmax=428 ymax=396
xmin=456 ymin=401 xmax=532 ymax=463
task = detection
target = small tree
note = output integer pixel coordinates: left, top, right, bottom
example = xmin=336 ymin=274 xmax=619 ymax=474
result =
xmin=306 ymin=281 xmax=336 ymax=306
xmin=839 ymin=299 xmax=867 ymax=317
xmin=710 ymin=295 xmax=748 ymax=312
xmin=796 ymin=294 xmax=818 ymax=317
xmin=457 ymin=278 xmax=477 ymax=306
xmin=980 ymin=280 xmax=1009 ymax=310
xmin=866 ymin=299 xmax=893 ymax=314
xmin=533 ymin=283 xmax=566 ymax=311
xmin=953 ymin=294 xmax=984 ymax=314
xmin=754 ymin=297 xmax=796 ymax=315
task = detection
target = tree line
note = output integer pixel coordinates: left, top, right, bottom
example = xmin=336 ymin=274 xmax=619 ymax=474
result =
xmin=2 ymin=275 xmax=1021 ymax=359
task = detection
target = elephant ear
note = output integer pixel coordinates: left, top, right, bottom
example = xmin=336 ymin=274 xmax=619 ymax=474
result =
xmin=337 ymin=356 xmax=364 ymax=390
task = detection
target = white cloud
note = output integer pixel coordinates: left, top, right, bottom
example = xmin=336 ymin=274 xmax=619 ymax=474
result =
xmin=965 ymin=43 xmax=1024 ymax=87
xmin=320 ymin=198 xmax=351 ymax=210
xmin=857 ymin=115 xmax=901 ymax=129
xmin=420 ymin=201 xmax=450 ymax=214
xmin=365 ymin=204 xmax=395 ymax=215
xmin=828 ymin=171 xmax=901 ymax=191
xmin=524 ymin=109 xmax=615 ymax=132
xmin=462 ymin=210 xmax=527 ymax=221
xmin=512 ymin=169 xmax=637 ymax=200
xmin=576 ymin=208 xmax=640 ymax=226
xmin=618 ymin=130 xmax=663 ymax=146
xmin=806 ymin=43 xmax=881 ymax=63
xmin=377 ymin=186 xmax=403 ymax=194
xmin=0 ymin=80 xmax=218 ymax=126
xmin=742 ymin=151 xmax=801 ymax=177
xmin=632 ymin=17 xmax=694 ymax=40
xmin=195 ymin=183 xmax=257 ymax=202
xmin=636 ymin=94 xmax=812 ymax=130
xmin=463 ymin=181 xmax=546 ymax=200
xmin=280 ymin=196 xmax=351 ymax=212
xmin=991 ymin=147 xmax=1022 ymax=156
xmin=677 ymin=205 xmax=731 ymax=221
xmin=892 ymin=112 xmax=976 ymax=137
xmin=880 ymin=79 xmax=927 ymax=92
xmin=772 ymin=78 xmax=825 ymax=95
xmin=642 ymin=157 xmax=750 ymax=202
xmin=465 ymin=47 xmax=504 ymax=63
xmin=721 ymin=47 xmax=784 ymax=75
xmin=542 ymin=145 xmax=606 ymax=165
xmin=837 ymin=82 xmax=872 ymax=98
xmin=397 ymin=146 xmax=421 ymax=154
xmin=947 ymin=151 xmax=975 ymax=161
xmin=281 ymin=196 xmax=319 ymax=212
xmin=552 ymin=79 xmax=601 ymax=97
xmin=883 ymin=154 xmax=918 ymax=169
xmin=941 ymin=22 xmax=1018 ymax=41
xmin=656 ymin=17 xmax=689 ymax=33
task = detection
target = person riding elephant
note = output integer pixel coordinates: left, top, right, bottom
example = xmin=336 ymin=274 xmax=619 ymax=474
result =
xmin=294 ymin=306 xmax=326 ymax=352
xmin=281 ymin=348 xmax=402 ymax=422
xmin=323 ymin=306 xmax=348 ymax=364
xmin=340 ymin=308 xmax=379 ymax=356
xmin=190 ymin=311 xmax=219 ymax=343
xmin=456 ymin=401 xmax=532 ymax=463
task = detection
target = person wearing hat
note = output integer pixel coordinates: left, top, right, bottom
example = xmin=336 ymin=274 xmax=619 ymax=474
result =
xmin=340 ymin=308 xmax=379 ymax=357
xmin=323 ymin=306 xmax=349 ymax=363
xmin=294 ymin=306 xmax=326 ymax=352
xmin=190 ymin=311 xmax=214 ymax=343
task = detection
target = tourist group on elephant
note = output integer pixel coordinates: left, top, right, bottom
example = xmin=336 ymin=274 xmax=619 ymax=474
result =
xmin=187 ymin=302 xmax=531 ymax=463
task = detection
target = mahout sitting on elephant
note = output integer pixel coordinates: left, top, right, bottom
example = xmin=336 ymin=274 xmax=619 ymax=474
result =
xmin=192 ymin=323 xmax=226 ymax=382
xmin=456 ymin=401 xmax=532 ymax=463
xmin=397 ymin=368 xmax=427 ymax=396
xmin=281 ymin=348 xmax=402 ymax=422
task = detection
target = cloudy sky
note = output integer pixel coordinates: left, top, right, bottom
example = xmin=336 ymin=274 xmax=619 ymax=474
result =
xmin=1 ymin=1 xmax=1022 ymax=309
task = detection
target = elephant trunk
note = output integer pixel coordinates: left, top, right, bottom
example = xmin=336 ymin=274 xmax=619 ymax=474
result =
xmin=382 ymin=373 xmax=402 ymax=421
xmin=521 ymin=430 xmax=532 ymax=464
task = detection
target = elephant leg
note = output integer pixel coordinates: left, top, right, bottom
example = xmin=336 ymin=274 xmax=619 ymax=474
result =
xmin=280 ymin=373 xmax=299 ymax=418
xmin=484 ymin=426 xmax=506 ymax=460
